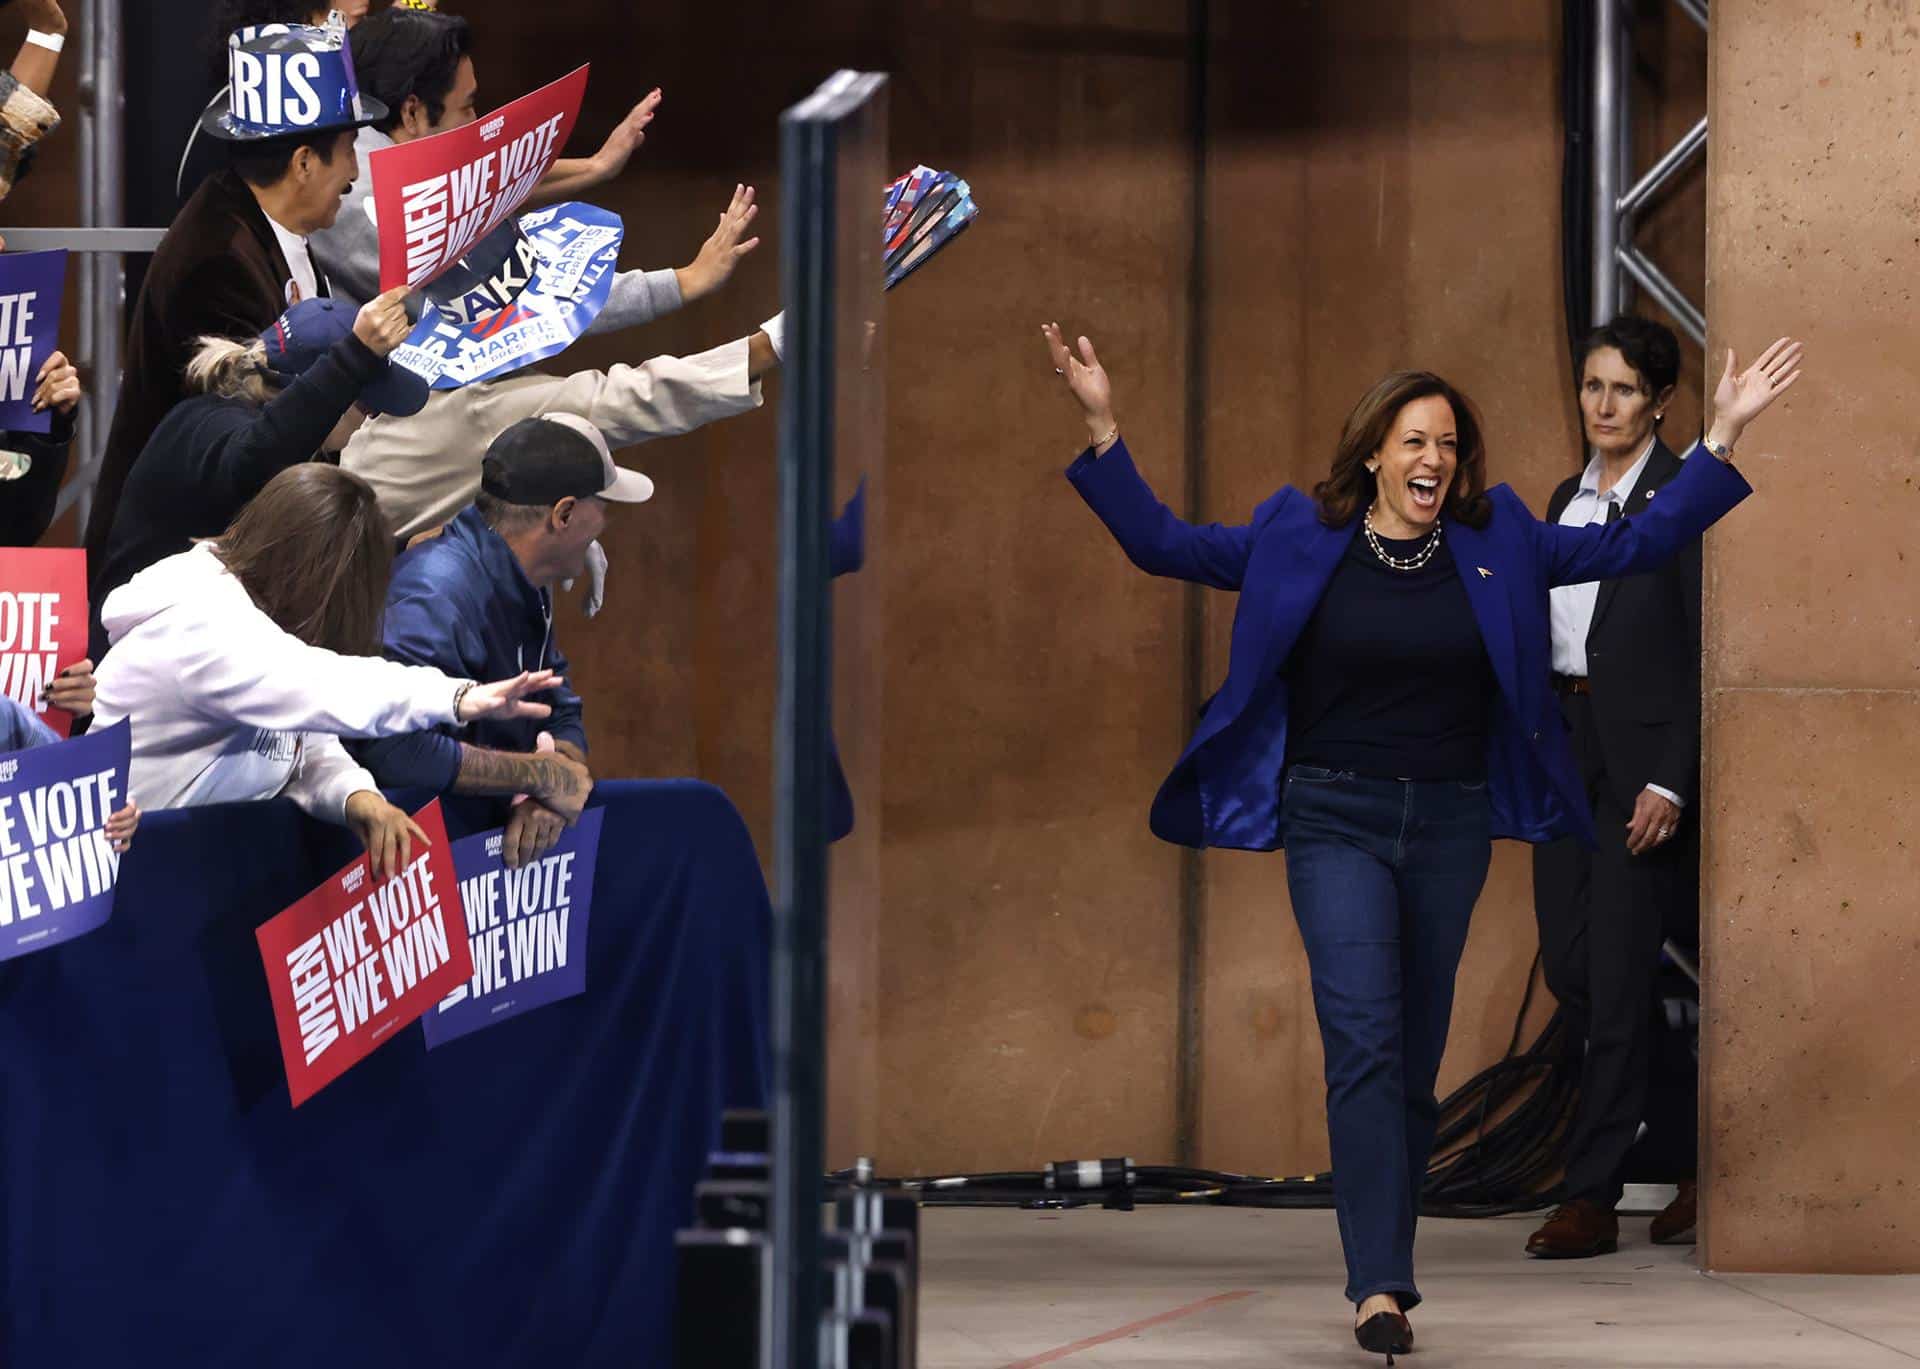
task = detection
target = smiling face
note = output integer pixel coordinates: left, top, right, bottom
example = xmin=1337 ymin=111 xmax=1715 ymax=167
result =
xmin=1366 ymin=393 xmax=1459 ymax=537
xmin=285 ymin=128 xmax=359 ymax=234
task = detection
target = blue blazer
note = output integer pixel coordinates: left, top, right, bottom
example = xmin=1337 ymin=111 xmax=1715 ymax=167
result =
xmin=1067 ymin=437 xmax=1752 ymax=850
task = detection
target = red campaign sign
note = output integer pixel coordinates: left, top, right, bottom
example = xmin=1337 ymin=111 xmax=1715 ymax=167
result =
xmin=255 ymin=800 xmax=473 ymax=1107
xmin=0 ymin=548 xmax=88 ymax=740
xmin=370 ymin=65 xmax=590 ymax=292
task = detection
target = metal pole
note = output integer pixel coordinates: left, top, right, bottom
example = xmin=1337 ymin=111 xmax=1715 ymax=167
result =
xmin=80 ymin=0 xmax=124 ymax=543
xmin=772 ymin=102 xmax=836 ymax=1369
xmin=1617 ymin=244 xmax=1708 ymax=345
xmin=73 ymin=0 xmax=97 ymax=530
xmin=1614 ymin=0 xmax=1634 ymax=313
xmin=1590 ymin=0 xmax=1621 ymax=328
xmin=1618 ymin=114 xmax=1708 ymax=218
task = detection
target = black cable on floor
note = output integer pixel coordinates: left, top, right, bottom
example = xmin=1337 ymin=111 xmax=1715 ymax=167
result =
xmin=837 ymin=951 xmax=1580 ymax=1218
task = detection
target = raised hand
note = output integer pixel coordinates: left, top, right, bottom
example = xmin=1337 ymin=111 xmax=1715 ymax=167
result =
xmin=457 ymin=670 xmax=562 ymax=723
xmin=1041 ymin=322 xmax=1117 ymax=448
xmin=1711 ymin=336 xmax=1804 ymax=442
xmin=676 ymin=184 xmax=761 ymax=302
xmin=593 ymin=89 xmax=662 ymax=181
xmin=352 ymin=286 xmax=414 ymax=358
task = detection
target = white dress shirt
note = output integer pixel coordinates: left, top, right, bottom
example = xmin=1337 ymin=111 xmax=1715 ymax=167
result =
xmin=264 ymin=211 xmax=321 ymax=306
xmin=1549 ymin=437 xmax=1684 ymax=808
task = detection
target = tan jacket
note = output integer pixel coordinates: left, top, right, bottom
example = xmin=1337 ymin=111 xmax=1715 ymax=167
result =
xmin=341 ymin=337 xmax=762 ymax=539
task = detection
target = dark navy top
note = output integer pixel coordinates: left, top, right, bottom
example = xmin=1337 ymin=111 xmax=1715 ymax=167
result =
xmin=1285 ymin=529 xmax=1494 ymax=782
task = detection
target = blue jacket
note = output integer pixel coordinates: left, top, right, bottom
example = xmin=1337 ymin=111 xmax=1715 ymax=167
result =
xmin=352 ymin=507 xmax=587 ymax=791
xmin=1067 ymin=437 xmax=1752 ymax=850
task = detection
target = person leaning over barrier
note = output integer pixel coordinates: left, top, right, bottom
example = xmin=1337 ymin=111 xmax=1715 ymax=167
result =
xmin=88 ymin=20 xmax=385 ymax=580
xmin=312 ymin=6 xmax=672 ymax=317
xmin=348 ymin=415 xmax=652 ymax=869
xmin=1041 ymin=318 xmax=1803 ymax=1365
xmin=86 ymin=287 xmax=421 ymax=661
xmin=90 ymin=464 xmax=564 ymax=879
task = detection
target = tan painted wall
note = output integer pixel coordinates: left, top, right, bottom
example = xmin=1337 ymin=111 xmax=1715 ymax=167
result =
xmin=1701 ymin=0 xmax=1920 ymax=1273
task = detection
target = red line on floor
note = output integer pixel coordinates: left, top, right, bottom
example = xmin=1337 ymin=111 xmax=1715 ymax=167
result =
xmin=994 ymin=1289 xmax=1257 ymax=1368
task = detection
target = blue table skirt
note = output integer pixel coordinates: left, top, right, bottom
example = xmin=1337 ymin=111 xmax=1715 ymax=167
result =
xmin=2 ymin=780 xmax=770 ymax=1368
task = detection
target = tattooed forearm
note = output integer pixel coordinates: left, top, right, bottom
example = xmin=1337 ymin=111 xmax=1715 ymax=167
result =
xmin=451 ymin=745 xmax=581 ymax=802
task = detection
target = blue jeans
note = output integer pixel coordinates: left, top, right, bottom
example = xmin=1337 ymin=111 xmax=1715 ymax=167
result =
xmin=1281 ymin=765 xmax=1493 ymax=1309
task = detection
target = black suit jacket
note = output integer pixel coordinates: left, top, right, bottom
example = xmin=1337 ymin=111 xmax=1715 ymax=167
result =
xmin=86 ymin=169 xmax=327 ymax=575
xmin=1545 ymin=437 xmax=1703 ymax=810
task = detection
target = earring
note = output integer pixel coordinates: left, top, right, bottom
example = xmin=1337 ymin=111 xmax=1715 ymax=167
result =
xmin=1366 ymin=463 xmax=1378 ymax=474
xmin=1656 ymin=412 xmax=1665 ymax=421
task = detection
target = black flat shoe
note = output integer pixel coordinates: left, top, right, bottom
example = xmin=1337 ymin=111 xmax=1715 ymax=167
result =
xmin=1355 ymin=1310 xmax=1414 ymax=1363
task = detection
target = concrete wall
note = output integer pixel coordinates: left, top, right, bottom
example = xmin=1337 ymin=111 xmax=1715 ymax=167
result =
xmin=1701 ymin=0 xmax=1920 ymax=1274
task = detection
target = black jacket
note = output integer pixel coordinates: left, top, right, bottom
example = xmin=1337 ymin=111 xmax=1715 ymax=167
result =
xmin=1545 ymin=437 xmax=1703 ymax=809
xmin=87 ymin=333 xmax=379 ymax=662
xmin=87 ymin=168 xmax=328 ymax=575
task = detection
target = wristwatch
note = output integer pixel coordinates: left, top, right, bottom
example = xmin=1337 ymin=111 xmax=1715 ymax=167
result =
xmin=1702 ymin=436 xmax=1734 ymax=463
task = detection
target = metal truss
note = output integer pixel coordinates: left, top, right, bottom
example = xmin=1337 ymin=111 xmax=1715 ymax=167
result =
xmin=1592 ymin=0 xmax=1708 ymax=345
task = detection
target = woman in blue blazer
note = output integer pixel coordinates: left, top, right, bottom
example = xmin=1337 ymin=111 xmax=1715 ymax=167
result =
xmin=1041 ymin=323 xmax=1803 ymax=1361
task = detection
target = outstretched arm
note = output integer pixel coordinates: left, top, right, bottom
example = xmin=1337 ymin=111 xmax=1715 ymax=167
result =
xmin=1046 ymin=322 xmax=1262 ymax=589
xmin=1537 ymin=336 xmax=1803 ymax=587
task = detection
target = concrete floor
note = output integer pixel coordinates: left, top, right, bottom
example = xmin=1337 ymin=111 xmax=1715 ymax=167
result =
xmin=919 ymin=1205 xmax=1920 ymax=1368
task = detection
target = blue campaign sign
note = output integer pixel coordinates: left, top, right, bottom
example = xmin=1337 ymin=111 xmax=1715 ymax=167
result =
xmin=0 ymin=250 xmax=68 ymax=436
xmin=0 ymin=719 xmax=131 ymax=961
xmin=422 ymin=805 xmax=603 ymax=1048
xmin=390 ymin=203 xmax=624 ymax=391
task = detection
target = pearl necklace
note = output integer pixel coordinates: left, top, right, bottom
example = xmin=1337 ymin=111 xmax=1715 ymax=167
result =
xmin=1362 ymin=507 xmax=1442 ymax=571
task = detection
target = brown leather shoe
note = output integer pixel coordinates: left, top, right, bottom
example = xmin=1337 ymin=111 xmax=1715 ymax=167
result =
xmin=1525 ymin=1199 xmax=1619 ymax=1258
xmin=1649 ymin=1181 xmax=1698 ymax=1245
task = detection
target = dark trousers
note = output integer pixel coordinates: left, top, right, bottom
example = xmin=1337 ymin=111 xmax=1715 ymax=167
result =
xmin=1532 ymin=690 xmax=1696 ymax=1207
xmin=1282 ymin=766 xmax=1493 ymax=1309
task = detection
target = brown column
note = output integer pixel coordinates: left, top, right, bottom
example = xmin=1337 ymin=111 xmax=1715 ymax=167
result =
xmin=1702 ymin=0 xmax=1920 ymax=1273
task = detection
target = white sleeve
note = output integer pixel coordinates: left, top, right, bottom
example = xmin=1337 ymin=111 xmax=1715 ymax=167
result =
xmin=174 ymin=589 xmax=465 ymax=738
xmin=284 ymin=734 xmax=381 ymax=825
xmin=535 ymin=335 xmax=763 ymax=447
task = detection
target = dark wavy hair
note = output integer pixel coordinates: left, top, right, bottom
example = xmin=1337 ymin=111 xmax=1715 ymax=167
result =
xmin=350 ymin=9 xmax=474 ymax=134
xmin=1312 ymin=371 xmax=1491 ymax=529
xmin=213 ymin=464 xmax=394 ymax=656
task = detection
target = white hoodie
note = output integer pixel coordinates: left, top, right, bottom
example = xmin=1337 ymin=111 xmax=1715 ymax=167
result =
xmin=92 ymin=544 xmax=468 ymax=823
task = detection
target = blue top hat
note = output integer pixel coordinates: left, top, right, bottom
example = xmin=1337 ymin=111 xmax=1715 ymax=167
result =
xmin=261 ymin=298 xmax=430 ymax=417
xmin=200 ymin=17 xmax=387 ymax=143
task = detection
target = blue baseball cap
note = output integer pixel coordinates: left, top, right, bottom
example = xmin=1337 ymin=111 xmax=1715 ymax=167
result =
xmin=201 ymin=19 xmax=386 ymax=143
xmin=261 ymin=298 xmax=430 ymax=417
